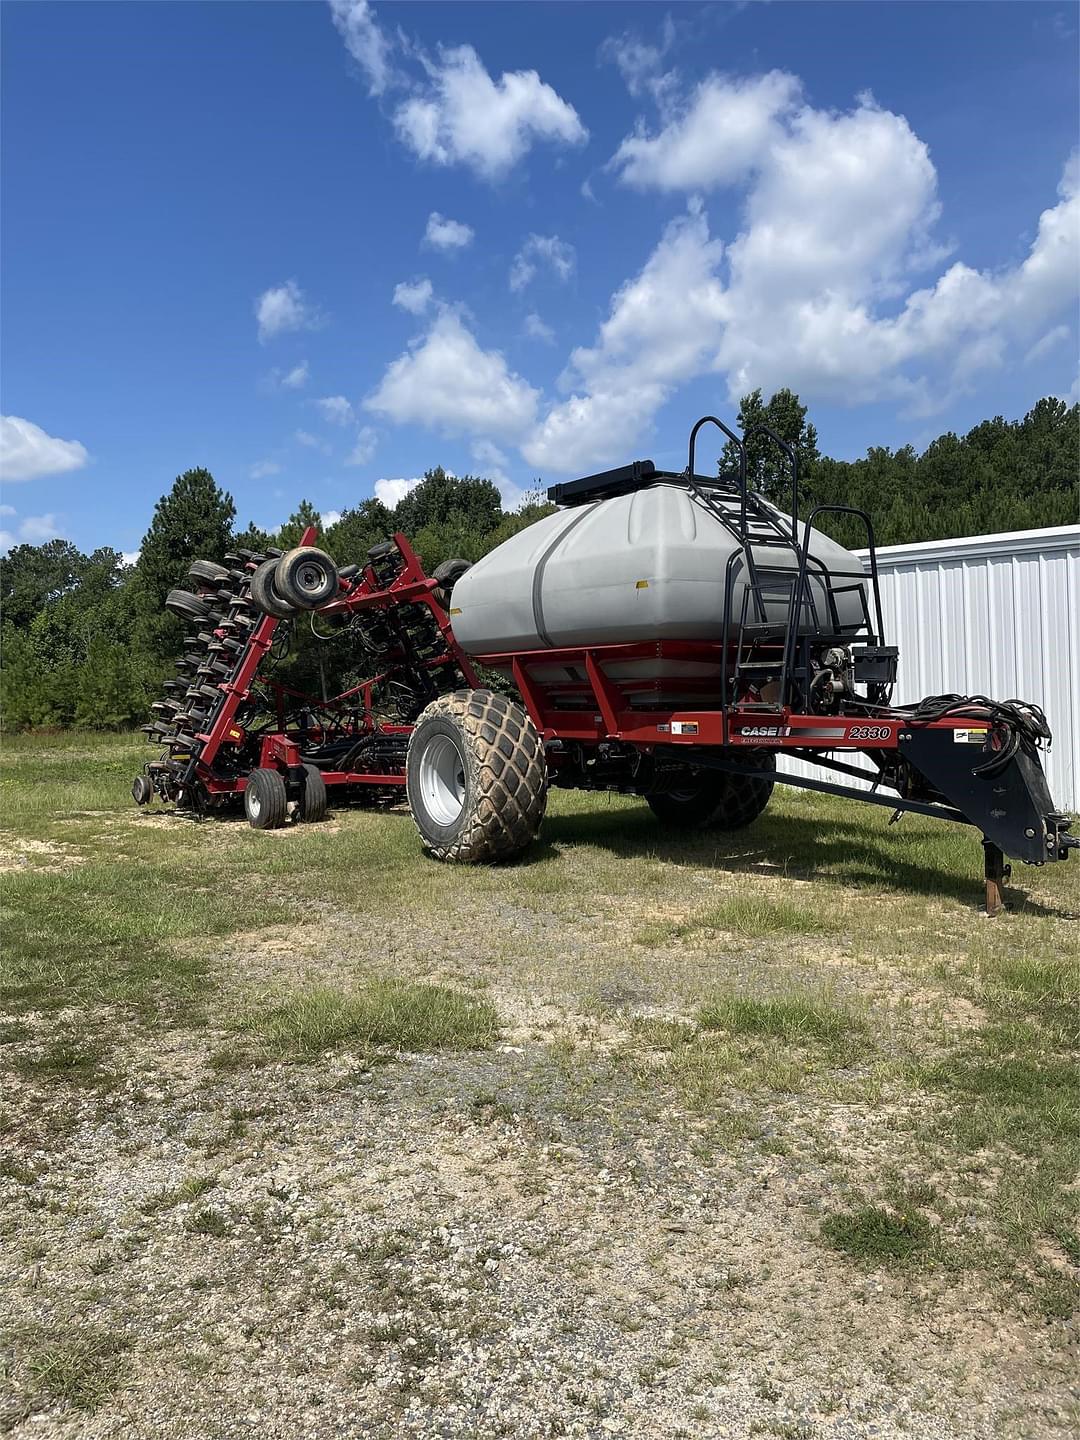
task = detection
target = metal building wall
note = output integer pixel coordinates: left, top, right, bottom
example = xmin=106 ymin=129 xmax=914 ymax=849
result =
xmin=778 ymin=525 xmax=1080 ymax=811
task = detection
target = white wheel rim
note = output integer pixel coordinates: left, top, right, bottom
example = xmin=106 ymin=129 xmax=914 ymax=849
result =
xmin=248 ymin=789 xmax=261 ymax=819
xmin=419 ymin=734 xmax=466 ymax=827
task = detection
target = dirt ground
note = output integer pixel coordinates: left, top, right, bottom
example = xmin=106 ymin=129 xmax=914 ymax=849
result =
xmin=1 ymin=736 xmax=1078 ymax=1439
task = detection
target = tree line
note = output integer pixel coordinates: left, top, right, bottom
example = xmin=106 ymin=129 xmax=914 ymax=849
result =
xmin=1 ymin=392 xmax=1075 ymax=731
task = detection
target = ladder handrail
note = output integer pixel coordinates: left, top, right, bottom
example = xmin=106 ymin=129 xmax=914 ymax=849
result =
xmin=687 ymin=414 xmax=746 ymax=535
xmin=741 ymin=423 xmax=800 ymax=542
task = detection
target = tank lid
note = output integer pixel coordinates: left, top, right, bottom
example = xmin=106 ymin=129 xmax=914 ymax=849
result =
xmin=547 ymin=460 xmax=657 ymax=508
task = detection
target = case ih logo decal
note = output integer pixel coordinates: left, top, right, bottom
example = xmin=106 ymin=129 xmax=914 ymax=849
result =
xmin=738 ymin=725 xmax=792 ymax=738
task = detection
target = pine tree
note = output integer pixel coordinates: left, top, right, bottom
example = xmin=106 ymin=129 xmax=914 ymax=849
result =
xmin=276 ymin=500 xmax=322 ymax=552
xmin=720 ymin=388 xmax=821 ymax=509
xmin=137 ymin=468 xmax=236 ymax=609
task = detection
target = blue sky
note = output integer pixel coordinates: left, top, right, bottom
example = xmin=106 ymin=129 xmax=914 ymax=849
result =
xmin=1 ymin=0 xmax=1077 ymax=558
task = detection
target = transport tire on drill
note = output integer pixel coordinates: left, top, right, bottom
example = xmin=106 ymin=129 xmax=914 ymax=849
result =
xmin=275 ymin=547 xmax=339 ymax=610
xmin=250 ymin=559 xmax=298 ymax=620
xmin=432 ymin=557 xmax=471 ymax=612
xmin=406 ymin=689 xmax=547 ymax=863
xmin=244 ymin=767 xmax=288 ymax=829
xmin=647 ymin=751 xmax=776 ymax=830
xmin=300 ymin=763 xmax=328 ymax=823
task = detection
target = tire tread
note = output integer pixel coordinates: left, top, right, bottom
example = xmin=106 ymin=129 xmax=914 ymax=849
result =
xmin=407 ymin=689 xmax=546 ymax=862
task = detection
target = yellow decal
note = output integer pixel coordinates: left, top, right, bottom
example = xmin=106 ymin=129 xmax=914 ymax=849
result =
xmin=635 ymin=579 xmax=649 ymax=589
xmin=450 ymin=607 xmax=463 ymax=615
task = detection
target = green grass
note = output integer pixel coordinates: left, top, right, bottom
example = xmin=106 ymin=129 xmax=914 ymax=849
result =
xmin=241 ymin=980 xmax=499 ymax=1059
xmin=1 ymin=858 xmax=297 ymax=1017
xmin=12 ymin=1038 xmax=114 ymax=1088
xmin=698 ymin=994 xmax=862 ymax=1048
xmin=25 ymin=1326 xmax=128 ymax=1411
xmin=637 ymin=893 xmax=834 ymax=944
xmin=821 ymin=1204 xmax=935 ymax=1263
xmin=141 ymin=1174 xmax=218 ymax=1215
xmin=184 ymin=1206 xmax=230 ymax=1237
xmin=627 ymin=994 xmax=866 ymax=1109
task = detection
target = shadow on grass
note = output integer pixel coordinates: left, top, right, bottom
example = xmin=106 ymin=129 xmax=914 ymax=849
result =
xmin=530 ymin=804 xmax=1071 ymax=917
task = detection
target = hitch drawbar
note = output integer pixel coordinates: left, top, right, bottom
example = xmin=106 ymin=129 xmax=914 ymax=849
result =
xmin=899 ymin=723 xmax=1075 ymax=867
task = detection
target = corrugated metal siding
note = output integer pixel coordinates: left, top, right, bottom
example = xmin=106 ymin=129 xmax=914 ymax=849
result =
xmin=778 ymin=525 xmax=1080 ymax=811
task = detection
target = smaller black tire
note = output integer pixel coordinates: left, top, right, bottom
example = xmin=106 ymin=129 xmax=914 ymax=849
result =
xmin=250 ymin=559 xmax=298 ymax=619
xmin=647 ymin=752 xmax=776 ymax=831
xmin=300 ymin=764 xmax=328 ymax=823
xmin=244 ymin=767 xmax=288 ymax=829
xmin=432 ymin=557 xmax=472 ymax=611
xmin=131 ymin=775 xmax=154 ymax=806
xmin=165 ymin=588 xmax=210 ymax=623
xmin=275 ymin=546 xmax=339 ymax=609
xmin=188 ymin=559 xmax=230 ymax=585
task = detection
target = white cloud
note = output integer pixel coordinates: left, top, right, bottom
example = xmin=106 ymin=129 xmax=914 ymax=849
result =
xmin=345 ymin=426 xmax=378 ymax=466
xmin=471 ymin=438 xmax=508 ymax=483
xmin=0 ymin=531 xmax=14 ymax=554
xmin=250 ymin=460 xmax=282 ymax=480
xmin=255 ymin=280 xmax=322 ymax=343
xmin=423 ymin=212 xmax=474 ymax=252
xmin=280 ymin=361 xmax=310 ymax=389
xmin=524 ymin=312 xmax=555 ymax=343
xmin=18 ymin=513 xmax=61 ymax=543
xmin=295 ymin=429 xmax=331 ymax=454
xmin=521 ymin=81 xmax=1079 ymax=467
xmin=0 ymin=416 xmax=89 ymax=483
xmin=470 ymin=438 xmax=525 ymax=508
xmin=393 ymin=277 xmax=434 ymax=314
xmin=330 ymin=2 xmax=586 ymax=180
xmin=121 ymin=550 xmax=140 ymax=567
xmin=611 ymin=70 xmax=801 ymax=191
xmin=366 ymin=310 xmax=539 ymax=441
xmin=328 ymin=0 xmax=394 ymax=96
xmin=600 ymin=16 xmax=678 ymax=108
xmin=711 ymin=130 xmax=1077 ymax=409
xmin=509 ymin=234 xmax=576 ymax=292
xmin=0 ymin=503 xmax=14 ymax=517
xmin=320 ymin=509 xmax=343 ymax=529
xmin=316 ymin=395 xmax=354 ymax=425
xmin=374 ymin=476 xmax=423 ymax=508
xmin=1024 ymin=324 xmax=1071 ymax=365
xmin=523 ymin=203 xmax=726 ymax=472
xmin=394 ymin=45 xmax=586 ymax=181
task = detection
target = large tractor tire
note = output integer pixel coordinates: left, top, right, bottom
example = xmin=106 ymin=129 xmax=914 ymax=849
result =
xmin=647 ymin=751 xmax=775 ymax=830
xmin=406 ymin=690 xmax=547 ymax=862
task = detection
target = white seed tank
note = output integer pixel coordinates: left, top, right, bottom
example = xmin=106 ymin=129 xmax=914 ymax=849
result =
xmin=450 ymin=482 xmax=867 ymax=705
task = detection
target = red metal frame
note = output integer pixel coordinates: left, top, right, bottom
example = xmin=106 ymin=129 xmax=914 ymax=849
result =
xmin=493 ymin=638 xmax=984 ymax=760
xmin=190 ymin=528 xmax=476 ymax=797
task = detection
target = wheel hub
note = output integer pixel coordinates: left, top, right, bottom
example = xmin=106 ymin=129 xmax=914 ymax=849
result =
xmin=419 ymin=734 xmax=466 ymax=826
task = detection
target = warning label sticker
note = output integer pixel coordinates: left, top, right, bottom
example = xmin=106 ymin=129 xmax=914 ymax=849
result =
xmin=953 ymin=728 xmax=989 ymax=744
xmin=671 ymin=721 xmax=699 ymax=735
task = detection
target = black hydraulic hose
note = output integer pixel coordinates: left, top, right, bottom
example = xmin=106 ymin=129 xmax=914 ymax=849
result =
xmin=901 ymin=693 xmax=1052 ymax=776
